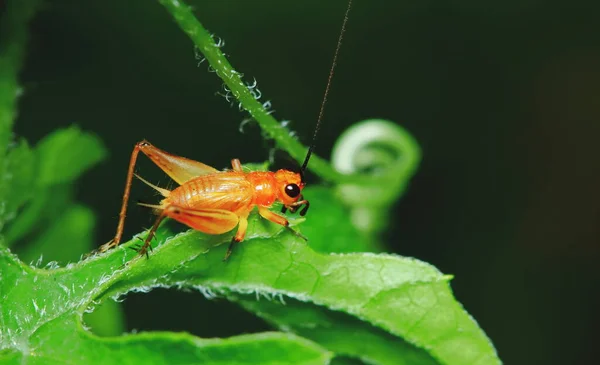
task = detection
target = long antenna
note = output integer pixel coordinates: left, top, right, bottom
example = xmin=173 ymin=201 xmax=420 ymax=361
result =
xmin=301 ymin=0 xmax=353 ymax=172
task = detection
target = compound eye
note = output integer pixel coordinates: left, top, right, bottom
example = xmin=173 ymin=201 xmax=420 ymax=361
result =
xmin=284 ymin=183 xmax=301 ymax=198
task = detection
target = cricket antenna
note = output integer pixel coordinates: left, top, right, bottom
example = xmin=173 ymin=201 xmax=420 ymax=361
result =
xmin=301 ymin=0 xmax=353 ymax=173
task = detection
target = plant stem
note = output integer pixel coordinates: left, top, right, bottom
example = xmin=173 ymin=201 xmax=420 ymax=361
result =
xmin=158 ymin=0 xmax=343 ymax=182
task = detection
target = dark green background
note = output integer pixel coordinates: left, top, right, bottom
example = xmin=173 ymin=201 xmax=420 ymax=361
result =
xmin=14 ymin=0 xmax=599 ymax=364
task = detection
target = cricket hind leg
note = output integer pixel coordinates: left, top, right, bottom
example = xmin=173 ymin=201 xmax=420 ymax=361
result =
xmin=101 ymin=140 xmax=219 ymax=253
xmin=135 ymin=211 xmax=169 ymax=258
xmin=100 ymin=142 xmax=147 ymax=252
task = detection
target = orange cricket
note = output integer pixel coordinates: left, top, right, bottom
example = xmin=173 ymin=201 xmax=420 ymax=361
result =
xmin=100 ymin=0 xmax=352 ymax=260
xmin=100 ymin=141 xmax=309 ymax=259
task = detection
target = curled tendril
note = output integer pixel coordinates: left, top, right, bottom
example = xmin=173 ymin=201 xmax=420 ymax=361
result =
xmin=331 ymin=119 xmax=421 ymax=233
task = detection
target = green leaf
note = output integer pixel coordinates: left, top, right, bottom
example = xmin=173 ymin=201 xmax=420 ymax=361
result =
xmin=0 ymin=139 xmax=35 ymax=229
xmin=4 ymin=185 xmax=72 ymax=245
xmin=35 ymin=126 xmax=107 ymax=186
xmin=330 ymin=358 xmax=369 ymax=365
xmin=0 ymin=243 xmax=331 ymax=365
xmin=0 ymin=129 xmax=114 ymax=338
xmin=237 ymin=296 xmax=437 ymax=365
xmin=0 ymin=205 xmax=498 ymax=365
xmin=300 ymin=187 xmax=379 ymax=253
xmin=5 ymin=127 xmax=107 ymax=246
xmin=18 ymin=204 xmax=95 ymax=265
xmin=161 ymin=228 xmax=499 ymax=365
xmin=5 ymin=320 xmax=329 ymax=365
xmin=15 ymin=203 xmax=124 ymax=337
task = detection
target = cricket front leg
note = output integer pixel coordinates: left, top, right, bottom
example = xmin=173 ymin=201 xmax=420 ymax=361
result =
xmin=258 ymin=207 xmax=307 ymax=241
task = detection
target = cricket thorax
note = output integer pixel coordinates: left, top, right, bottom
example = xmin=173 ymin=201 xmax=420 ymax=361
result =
xmin=246 ymin=172 xmax=278 ymax=207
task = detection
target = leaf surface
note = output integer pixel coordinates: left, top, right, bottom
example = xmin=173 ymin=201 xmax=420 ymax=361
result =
xmin=35 ymin=126 xmax=106 ymax=186
xmin=0 ymin=243 xmax=331 ymax=365
xmin=237 ymin=296 xmax=438 ymax=365
xmin=1 ymin=206 xmax=498 ymax=365
xmin=4 ymin=127 xmax=106 ymax=246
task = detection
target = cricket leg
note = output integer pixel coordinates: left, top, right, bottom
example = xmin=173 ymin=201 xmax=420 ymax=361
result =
xmin=281 ymin=197 xmax=309 ymax=216
xmin=137 ymin=210 xmax=169 ymax=258
xmin=137 ymin=204 xmax=240 ymax=258
xmin=258 ymin=207 xmax=307 ymax=241
xmin=224 ymin=214 xmax=248 ymax=261
xmin=231 ymin=158 xmax=243 ymax=172
xmin=100 ymin=142 xmax=146 ymax=252
xmin=101 ymin=140 xmax=219 ymax=252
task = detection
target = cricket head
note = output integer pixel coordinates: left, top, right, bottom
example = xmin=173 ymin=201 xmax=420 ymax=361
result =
xmin=274 ymin=169 xmax=309 ymax=216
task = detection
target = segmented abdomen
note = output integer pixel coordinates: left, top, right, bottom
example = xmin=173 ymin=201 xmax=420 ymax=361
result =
xmin=167 ymin=172 xmax=254 ymax=214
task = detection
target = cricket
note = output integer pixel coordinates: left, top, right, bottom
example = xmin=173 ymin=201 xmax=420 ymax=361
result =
xmin=100 ymin=0 xmax=353 ymax=260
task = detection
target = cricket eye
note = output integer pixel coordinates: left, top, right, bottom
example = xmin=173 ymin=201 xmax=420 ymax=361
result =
xmin=284 ymin=183 xmax=300 ymax=198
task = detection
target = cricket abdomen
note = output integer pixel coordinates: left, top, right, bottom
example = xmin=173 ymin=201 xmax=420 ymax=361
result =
xmin=167 ymin=172 xmax=254 ymax=214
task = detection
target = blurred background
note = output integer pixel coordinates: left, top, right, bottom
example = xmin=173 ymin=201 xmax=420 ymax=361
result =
xmin=13 ymin=0 xmax=599 ymax=364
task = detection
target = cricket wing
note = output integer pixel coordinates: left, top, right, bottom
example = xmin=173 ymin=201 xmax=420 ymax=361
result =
xmin=180 ymin=174 xmax=255 ymax=212
xmin=139 ymin=141 xmax=219 ymax=185
xmin=166 ymin=206 xmax=239 ymax=235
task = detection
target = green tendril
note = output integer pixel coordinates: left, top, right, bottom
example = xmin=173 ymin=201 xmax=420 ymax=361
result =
xmin=331 ymin=119 xmax=421 ymax=233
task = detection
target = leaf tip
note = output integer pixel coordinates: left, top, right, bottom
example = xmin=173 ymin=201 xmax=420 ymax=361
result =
xmin=442 ymin=274 xmax=454 ymax=281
